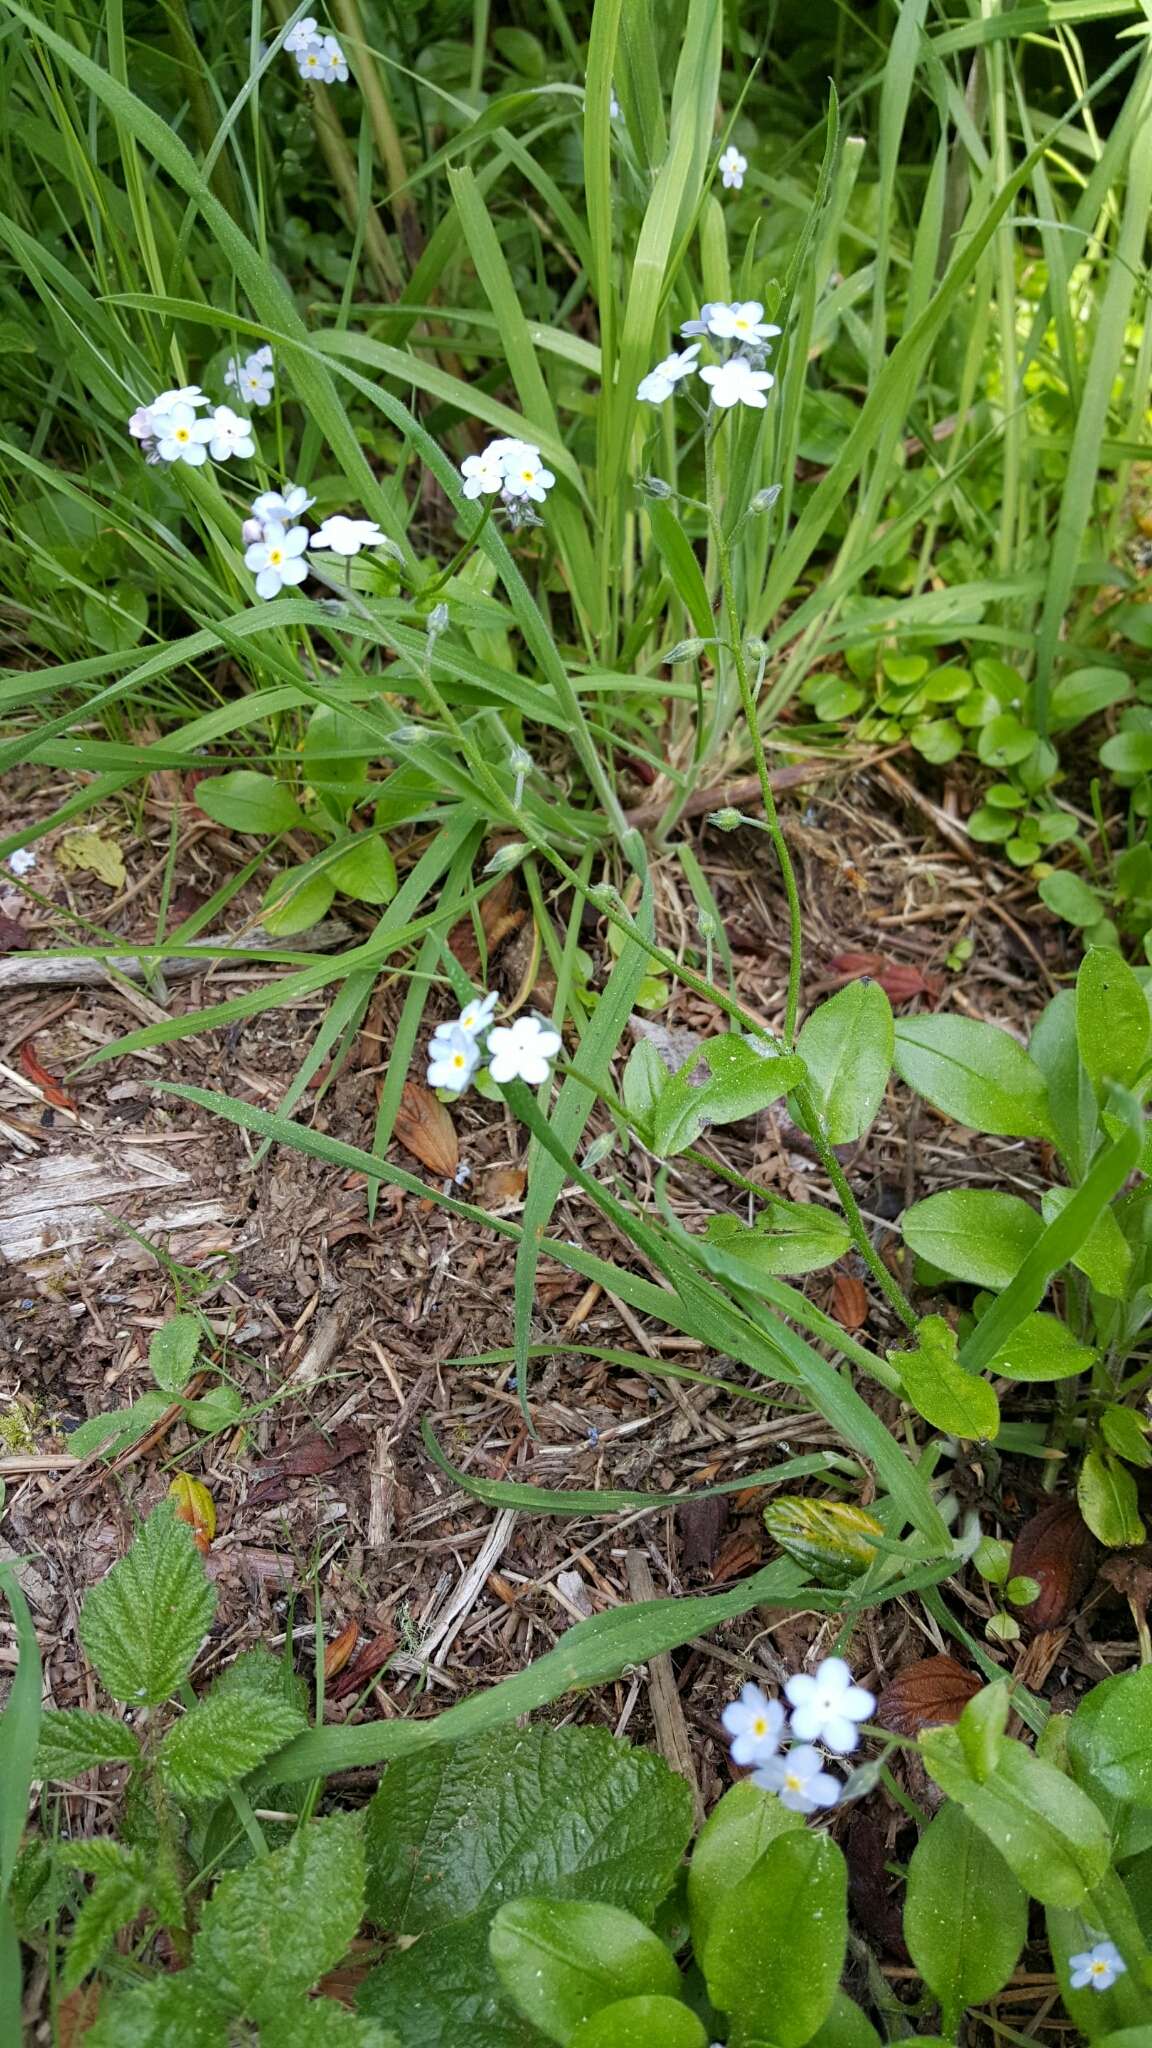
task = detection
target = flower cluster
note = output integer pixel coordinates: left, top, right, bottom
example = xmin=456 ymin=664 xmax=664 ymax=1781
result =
xmin=459 ymin=435 xmax=555 ymax=526
xmin=426 ymin=990 xmax=562 ymax=1097
xmin=637 ymin=299 xmax=781 ymax=413
xmin=721 ymin=1657 xmax=875 ymax=1814
xmin=240 ymin=485 xmax=388 ymax=599
xmin=1069 ymin=1940 xmax=1126 ymax=1993
xmin=128 ymin=386 xmax=256 ymax=468
xmin=285 ymin=16 xmax=348 ymax=82
xmin=225 ymin=344 xmax=275 ymax=409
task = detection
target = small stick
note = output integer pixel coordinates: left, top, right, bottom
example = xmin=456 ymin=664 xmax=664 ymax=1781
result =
xmin=625 ymin=1548 xmax=705 ymax=1827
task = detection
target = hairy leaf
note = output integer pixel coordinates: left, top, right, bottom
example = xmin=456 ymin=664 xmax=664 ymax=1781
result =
xmin=35 ymin=1709 xmax=140 ymax=1779
xmin=79 ymin=1503 xmax=216 ymax=1706
xmin=193 ymin=1815 xmax=364 ymax=2022
xmin=158 ymin=1691 xmax=307 ymax=1802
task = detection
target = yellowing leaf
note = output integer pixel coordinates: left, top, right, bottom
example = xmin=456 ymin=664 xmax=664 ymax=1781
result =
xmin=169 ymin=1473 xmax=216 ymax=1553
xmin=57 ymin=830 xmax=127 ymax=888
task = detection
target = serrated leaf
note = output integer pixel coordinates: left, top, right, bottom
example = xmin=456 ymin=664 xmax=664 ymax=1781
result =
xmin=149 ymin=1314 xmax=200 ymax=1395
xmin=192 ymin=1814 xmax=364 ymax=2022
xmin=158 ymin=1690 xmax=307 ymax=1802
xmin=489 ymin=1898 xmax=679 ymax=2044
xmin=904 ymin=1802 xmax=1028 ymax=2017
xmin=360 ymin=1916 xmax=539 ymax=2048
xmin=211 ymin=1646 xmax=310 ymax=1717
xmin=362 ymin=1726 xmax=692 ymax=1934
xmin=888 ymin=1315 xmax=1000 ymax=1441
xmin=797 ymin=981 xmax=894 ymax=1143
xmin=62 ymin=1867 xmax=149 ymax=1990
xmin=35 ymin=1708 xmax=140 ymax=1778
xmin=82 ymin=1973 xmax=230 ymax=2048
xmin=893 ymin=1016 xmax=1051 ymax=1138
xmin=79 ymin=1502 xmax=216 ymax=1706
xmin=259 ymin=2000 xmax=399 ymax=2047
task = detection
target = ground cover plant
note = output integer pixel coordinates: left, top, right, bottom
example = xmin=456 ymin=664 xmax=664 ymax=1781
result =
xmin=1 ymin=0 xmax=1152 ymax=2041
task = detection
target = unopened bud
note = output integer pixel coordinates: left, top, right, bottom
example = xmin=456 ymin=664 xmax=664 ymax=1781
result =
xmin=664 ymin=637 xmax=707 ymax=665
xmin=707 ymin=807 xmax=745 ymax=832
xmin=639 ymin=475 xmax=673 ymax=499
xmin=241 ymin=518 xmax=263 ymax=544
xmin=483 ymin=841 xmax=529 ymax=874
xmin=749 ymin=484 xmax=782 ymax=514
xmin=426 ymin=601 xmax=450 ymax=639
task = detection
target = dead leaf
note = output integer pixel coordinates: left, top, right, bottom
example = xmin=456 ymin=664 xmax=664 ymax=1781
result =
xmin=1010 ymin=1499 xmax=1097 ymax=1632
xmin=57 ymin=1984 xmax=102 ymax=2047
xmin=19 ymin=1039 xmax=76 ymax=1110
xmin=0 ymin=914 xmax=30 ymax=953
xmin=56 ymin=829 xmax=127 ymax=889
xmin=677 ymin=1495 xmax=729 ymax=1572
xmin=710 ymin=1529 xmax=763 ymax=1583
xmin=323 ymin=1620 xmax=360 ymax=1680
xmin=169 ymin=1473 xmax=215 ymax=1553
xmin=830 ymin=1270 xmax=869 ymax=1331
xmin=393 ymin=1079 xmax=458 ymax=1179
xmin=247 ymin=1424 xmax=364 ymax=1506
xmin=328 ymin=1628 xmax=397 ymax=1700
xmin=827 ymin=951 xmax=943 ymax=1005
xmin=448 ymin=870 xmax=524 ymax=976
xmin=483 ymin=1165 xmax=526 ymax=1208
xmin=875 ymin=1654 xmax=981 ymax=1735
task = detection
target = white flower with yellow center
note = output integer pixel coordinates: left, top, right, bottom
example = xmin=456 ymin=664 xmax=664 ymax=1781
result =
xmin=207 ymin=405 xmax=256 ymax=462
xmin=501 ymin=451 xmax=555 ymax=505
xmin=319 ymin=33 xmax=349 ymax=81
xmin=461 ymin=449 xmax=506 ymax=499
xmin=152 ymin=402 xmax=215 ymax=466
xmin=1069 ymin=1942 xmax=1126 ymax=1992
xmin=753 ymin=1745 xmax=841 ymax=1814
xmin=707 ymin=300 xmax=781 ymax=346
xmin=720 ymin=1682 xmax=786 ymax=1766
xmin=719 ymin=144 xmax=747 ymax=190
xmin=311 ymin=514 xmax=387 ymax=557
xmin=427 ymin=1024 xmax=481 ymax=1095
xmin=785 ymin=1655 xmax=875 ymax=1754
xmin=285 ymin=15 xmax=321 ymax=52
xmin=699 ymin=357 xmax=775 ymax=410
xmin=244 ymin=521 xmax=310 ymax=600
xmin=486 ymin=1015 xmax=563 ymax=1084
xmin=296 ymin=41 xmax=327 ymax=79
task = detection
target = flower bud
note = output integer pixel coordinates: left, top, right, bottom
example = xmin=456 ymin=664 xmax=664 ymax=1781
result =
xmin=664 ymin=637 xmax=708 ymax=665
xmin=639 ymin=474 xmax=673 ymax=499
xmin=749 ymin=484 xmax=782 ymax=514
xmin=241 ymin=518 xmax=263 ymax=544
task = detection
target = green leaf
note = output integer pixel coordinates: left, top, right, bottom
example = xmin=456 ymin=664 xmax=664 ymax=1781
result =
xmin=1068 ymin=1670 xmax=1152 ymax=1809
xmin=1101 ymin=1406 xmax=1152 ymax=1468
xmin=893 ymin=1016 xmax=1051 ymax=1137
xmin=194 ymin=771 xmax=309 ymax=836
xmin=193 ymin=1815 xmax=364 ymax=2022
xmin=360 ymin=1916 xmax=540 ymax=2047
xmin=327 ymin=836 xmax=398 ymax=907
xmin=978 ymin=713 xmax=1038 ymax=767
xmin=796 ymin=982 xmax=894 ymax=1143
xmin=702 ymin=1830 xmax=847 ymax=2044
xmin=687 ymin=1781 xmax=804 ymax=1959
xmin=911 ymin=719 xmax=964 ymax=764
xmin=1078 ymin=1449 xmax=1145 ymax=1549
xmin=363 ymin=1726 xmax=692 ymax=1934
xmin=67 ymin=1392 xmax=171 ymax=1459
xmin=1100 ymin=730 xmax=1152 ymax=775
xmin=259 ymin=2000 xmax=399 ymax=2047
xmin=1047 ymin=1904 xmax=1149 ymax=2042
xmin=705 ymin=1201 xmax=851 ymax=1278
xmin=621 ymin=1040 xmax=666 ymax=1130
xmin=1041 ymin=1187 xmax=1134 ymax=1298
xmin=149 ymin=1314 xmax=201 ymax=1396
xmin=957 ymin=1683 xmax=1009 ymax=1782
xmin=1077 ymin=948 xmax=1150 ymax=1094
xmin=761 ymin=1499 xmax=882 ymax=1587
xmin=919 ymin=1727 xmax=1112 ymax=1906
xmin=900 ymin=1190 xmax=1043 ymax=1290
xmin=1039 ymin=871 xmax=1106 ymax=927
xmin=1050 ymin=667 xmax=1132 ymax=731
xmin=62 ymin=1867 xmax=149 ymax=1991
xmin=158 ymin=1691 xmax=307 ymax=1803
xmin=35 ymin=1708 xmax=140 ymax=1778
xmin=1030 ymin=991 xmax=1098 ymax=1182
xmin=803 ymin=1993 xmax=883 ymax=2048
xmin=79 ymin=1502 xmax=216 ymax=1706
xmin=489 ymin=1898 xmax=679 ymax=2044
xmin=904 ymin=1802 xmax=1028 ymax=2018
xmin=985 ymin=1312 xmax=1096 ymax=1382
xmin=652 ymin=1037 xmax=806 ymax=1158
xmin=185 ymin=1384 xmax=244 ymax=1432
xmin=82 ymin=1974 xmax=230 ymax=2047
xmin=568 ymin=1998 xmax=706 ymax=2048
xmin=888 ymin=1316 xmax=999 ymax=1440
xmin=262 ymin=867 xmax=337 ymax=937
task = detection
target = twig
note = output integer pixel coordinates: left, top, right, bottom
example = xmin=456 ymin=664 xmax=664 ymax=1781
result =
xmin=625 ymin=1548 xmax=705 ymax=1827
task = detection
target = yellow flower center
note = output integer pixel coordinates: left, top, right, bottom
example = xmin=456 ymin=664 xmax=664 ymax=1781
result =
xmin=175 ymin=427 xmax=190 ymax=443
xmin=452 ymin=1053 xmax=466 ymax=1068
xmin=268 ymin=549 xmax=283 ymax=567
xmin=521 ymin=467 xmax=534 ymax=481
xmin=784 ymin=1772 xmax=803 ymax=1792
xmin=752 ymin=1717 xmax=767 ymax=1736
xmin=1092 ymin=1963 xmax=1108 ymax=1977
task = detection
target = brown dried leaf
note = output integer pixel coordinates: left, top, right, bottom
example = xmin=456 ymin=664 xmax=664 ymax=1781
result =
xmin=323 ymin=1620 xmax=360 ymax=1681
xmin=483 ymin=1165 xmax=527 ymax=1208
xmin=710 ymin=1529 xmax=763 ymax=1584
xmin=448 ymin=871 xmax=524 ymax=976
xmin=57 ymin=1985 xmax=102 ymax=2047
xmin=875 ymin=1654 xmax=981 ymax=1735
xmin=677 ymin=1495 xmax=729 ymax=1572
xmin=0 ymin=914 xmax=30 ymax=953
xmin=247 ymin=1424 xmax=364 ymax=1505
xmin=394 ymin=1079 xmax=458 ymax=1179
xmin=19 ymin=1038 xmax=76 ymax=1110
xmin=827 ymin=951 xmax=942 ymax=1005
xmin=328 ymin=1627 xmax=397 ymax=1701
xmin=830 ymin=1270 xmax=869 ymax=1332
xmin=1010 ymin=1499 xmax=1097 ymax=1632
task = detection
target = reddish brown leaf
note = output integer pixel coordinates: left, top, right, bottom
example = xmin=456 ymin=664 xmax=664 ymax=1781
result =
xmin=827 ymin=952 xmax=943 ymax=1005
xmin=57 ymin=1984 xmax=103 ymax=2047
xmin=323 ymin=1620 xmax=360 ymax=1681
xmin=0 ymin=913 xmax=30 ymax=953
xmin=709 ymin=1529 xmax=763 ymax=1583
xmin=393 ymin=1079 xmax=459 ymax=1179
xmin=483 ymin=1165 xmax=527 ymax=1207
xmin=328 ymin=1628 xmax=397 ymax=1701
xmin=875 ymin=1655 xmax=981 ymax=1735
xmin=448 ymin=870 xmax=524 ymax=976
xmin=19 ymin=1038 xmax=76 ymax=1110
xmin=247 ymin=1424 xmax=364 ymax=1505
xmin=830 ymin=1271 xmax=869 ymax=1332
xmin=1010 ymin=1499 xmax=1097 ymax=1632
xmin=677 ymin=1495 xmax=729 ymax=1572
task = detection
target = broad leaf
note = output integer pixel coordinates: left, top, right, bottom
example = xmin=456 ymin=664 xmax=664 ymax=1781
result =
xmin=192 ymin=1814 xmax=364 ymax=2022
xmin=79 ymin=1502 xmax=216 ymax=1706
xmin=158 ymin=1691 xmax=307 ymax=1802
xmin=262 ymin=867 xmax=337 ymax=936
xmin=83 ymin=1974 xmax=230 ymax=2047
xmin=904 ymin=1802 xmax=1027 ymax=2018
xmin=1068 ymin=1670 xmax=1152 ymax=1808
xmin=68 ymin=1392 xmax=170 ymax=1460
xmin=1077 ymin=947 xmax=1150 ymax=1095
xmin=1049 ymin=666 xmax=1132 ymax=731
xmin=702 ymin=1830 xmax=846 ymax=2045
xmin=260 ymin=2001 xmax=399 ymax=2047
xmin=35 ymin=1708 xmax=140 ymax=1778
xmin=195 ymin=770 xmax=308 ymax=835
xmin=327 ymin=836 xmax=398 ymax=905
xmin=985 ymin=1312 xmax=1095 ymax=1382
xmin=1030 ymin=991 xmax=1098 ymax=1182
xmin=359 ymin=1916 xmax=539 ymax=2048
xmin=651 ymin=1037 xmax=805 ymax=1157
xmin=149 ymin=1314 xmax=200 ymax=1395
xmin=1042 ymin=1188 xmax=1132 ymax=1299
xmin=804 ymin=1994 xmax=883 ymax=2048
xmin=796 ymin=981 xmax=893 ymax=1142
xmin=362 ymin=1727 xmax=692 ymax=1934
xmin=1078 ymin=1448 xmax=1145 ymax=1548
xmin=920 ymin=1728 xmax=1111 ymax=1906
xmin=705 ymin=1201 xmax=851 ymax=1277
xmin=893 ymin=1016 xmax=1051 ymax=1137
xmin=489 ymin=1898 xmax=679 ymax=2044
xmin=900 ymin=1189 xmax=1043 ymax=1289
xmin=888 ymin=1316 xmax=999 ymax=1441
xmin=568 ymin=1998 xmax=706 ymax=2047
xmin=686 ymin=1781 xmax=803 ymax=1958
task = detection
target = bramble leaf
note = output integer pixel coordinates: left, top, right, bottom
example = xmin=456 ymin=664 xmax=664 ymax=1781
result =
xmin=79 ymin=1502 xmax=216 ymax=1706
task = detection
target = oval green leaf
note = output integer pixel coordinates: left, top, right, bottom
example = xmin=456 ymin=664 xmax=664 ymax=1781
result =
xmin=568 ymin=1997 xmax=707 ymax=2048
xmin=702 ymin=1830 xmax=846 ymax=2046
xmin=797 ymin=981 xmax=894 ymax=1143
xmin=905 ymin=1801 xmax=1028 ymax=2016
xmin=893 ymin=1016 xmax=1051 ymax=1138
xmin=489 ymin=1898 xmax=679 ymax=2045
xmin=900 ymin=1189 xmax=1043 ymax=1290
xmin=195 ymin=770 xmax=309 ymax=836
